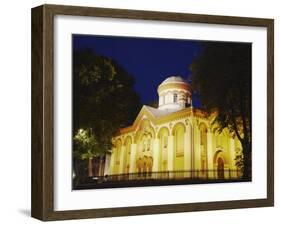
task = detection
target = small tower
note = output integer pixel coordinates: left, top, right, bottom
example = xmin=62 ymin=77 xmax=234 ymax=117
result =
xmin=157 ymin=76 xmax=192 ymax=111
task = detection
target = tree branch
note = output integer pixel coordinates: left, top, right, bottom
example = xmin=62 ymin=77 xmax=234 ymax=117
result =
xmin=226 ymin=93 xmax=243 ymax=142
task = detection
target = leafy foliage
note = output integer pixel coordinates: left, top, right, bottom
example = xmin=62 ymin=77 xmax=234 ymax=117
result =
xmin=73 ymin=129 xmax=99 ymax=160
xmin=73 ymin=49 xmax=142 ymax=160
xmin=235 ymin=154 xmax=244 ymax=172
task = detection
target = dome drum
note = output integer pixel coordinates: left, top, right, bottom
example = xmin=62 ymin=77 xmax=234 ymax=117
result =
xmin=157 ymin=76 xmax=192 ymax=111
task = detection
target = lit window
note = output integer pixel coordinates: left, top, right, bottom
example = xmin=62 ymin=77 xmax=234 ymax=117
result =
xmin=175 ymin=127 xmax=184 ymax=154
xmin=163 ymin=136 xmax=168 ymax=149
xmin=173 ymin=93 xmax=178 ymax=103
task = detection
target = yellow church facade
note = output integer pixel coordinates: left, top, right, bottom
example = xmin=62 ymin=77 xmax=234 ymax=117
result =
xmin=107 ymin=76 xmax=243 ymax=180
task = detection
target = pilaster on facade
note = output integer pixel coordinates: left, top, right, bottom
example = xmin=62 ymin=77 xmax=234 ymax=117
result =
xmin=152 ymin=138 xmax=160 ymax=172
xmin=109 ymin=147 xmax=116 ymax=174
xmin=119 ymin=146 xmax=126 ymax=174
xmin=207 ymin=129 xmax=213 ymax=178
xmin=129 ymin=143 xmax=137 ymax=173
xmin=184 ymin=130 xmax=191 ymax=171
xmin=167 ymin=135 xmax=174 ymax=171
xmin=193 ymin=124 xmax=201 ymax=170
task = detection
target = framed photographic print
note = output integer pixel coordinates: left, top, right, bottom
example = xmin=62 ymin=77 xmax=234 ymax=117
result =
xmin=31 ymin=4 xmax=274 ymax=221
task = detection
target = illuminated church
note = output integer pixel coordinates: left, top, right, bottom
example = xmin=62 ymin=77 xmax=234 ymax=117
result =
xmin=106 ymin=76 xmax=242 ymax=179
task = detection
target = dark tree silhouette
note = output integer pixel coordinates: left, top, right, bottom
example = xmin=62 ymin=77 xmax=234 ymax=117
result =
xmin=190 ymin=42 xmax=252 ymax=179
xmin=73 ymin=49 xmax=141 ymax=176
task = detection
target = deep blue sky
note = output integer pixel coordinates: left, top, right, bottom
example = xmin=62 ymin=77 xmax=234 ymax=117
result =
xmin=73 ymin=34 xmax=203 ymax=105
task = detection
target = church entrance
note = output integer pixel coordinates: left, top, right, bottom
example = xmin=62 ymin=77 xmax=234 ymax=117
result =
xmin=136 ymin=157 xmax=143 ymax=177
xmin=136 ymin=156 xmax=153 ymax=178
xmin=146 ymin=156 xmax=153 ymax=177
xmin=217 ymin=157 xmax=224 ymax=179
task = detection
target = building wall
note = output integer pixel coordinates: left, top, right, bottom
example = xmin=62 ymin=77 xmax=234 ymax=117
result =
xmin=108 ymin=112 xmax=242 ymax=179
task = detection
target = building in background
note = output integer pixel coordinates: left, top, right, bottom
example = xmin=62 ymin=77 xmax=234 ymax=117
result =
xmin=107 ymin=76 xmax=243 ymax=180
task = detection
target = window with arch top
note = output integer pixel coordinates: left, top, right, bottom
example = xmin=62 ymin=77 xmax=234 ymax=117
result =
xmin=173 ymin=93 xmax=178 ymax=103
xmin=174 ymin=126 xmax=184 ymax=154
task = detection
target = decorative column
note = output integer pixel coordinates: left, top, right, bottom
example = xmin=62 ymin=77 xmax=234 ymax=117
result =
xmin=207 ymin=129 xmax=213 ymax=178
xmin=129 ymin=143 xmax=137 ymax=173
xmin=193 ymin=124 xmax=201 ymax=171
xmin=167 ymin=135 xmax=174 ymax=172
xmin=119 ymin=145 xmax=126 ymax=174
xmin=152 ymin=138 xmax=160 ymax=172
xmin=184 ymin=126 xmax=192 ymax=178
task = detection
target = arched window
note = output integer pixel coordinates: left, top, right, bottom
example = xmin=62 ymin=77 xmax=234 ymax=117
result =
xmin=200 ymin=128 xmax=207 ymax=145
xmin=173 ymin=93 xmax=178 ymax=103
xmin=163 ymin=136 xmax=168 ymax=150
xmin=215 ymin=132 xmax=222 ymax=147
xmin=175 ymin=126 xmax=184 ymax=154
xmin=173 ymin=124 xmax=185 ymax=171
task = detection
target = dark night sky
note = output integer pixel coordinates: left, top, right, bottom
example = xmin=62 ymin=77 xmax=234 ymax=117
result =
xmin=73 ymin=34 xmax=203 ymax=105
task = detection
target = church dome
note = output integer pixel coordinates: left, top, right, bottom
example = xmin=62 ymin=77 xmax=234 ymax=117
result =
xmin=161 ymin=76 xmax=187 ymax=84
xmin=157 ymin=76 xmax=192 ymax=111
xmin=158 ymin=76 xmax=191 ymax=95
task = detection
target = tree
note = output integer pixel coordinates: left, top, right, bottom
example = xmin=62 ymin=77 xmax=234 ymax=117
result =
xmin=190 ymin=42 xmax=252 ymax=179
xmin=73 ymin=129 xmax=100 ymax=177
xmin=73 ymin=49 xmax=141 ymax=176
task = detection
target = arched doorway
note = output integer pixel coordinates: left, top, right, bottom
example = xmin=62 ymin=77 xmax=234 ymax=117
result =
xmin=213 ymin=150 xmax=226 ymax=179
xmin=147 ymin=157 xmax=153 ymax=176
xmin=134 ymin=119 xmax=155 ymax=174
xmin=136 ymin=157 xmax=143 ymax=177
xmin=217 ymin=157 xmax=224 ymax=179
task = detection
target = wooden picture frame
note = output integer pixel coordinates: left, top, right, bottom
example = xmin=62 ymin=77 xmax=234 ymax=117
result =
xmin=31 ymin=4 xmax=274 ymax=221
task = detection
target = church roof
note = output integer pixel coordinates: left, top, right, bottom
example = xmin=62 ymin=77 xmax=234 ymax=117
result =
xmin=117 ymin=105 xmax=208 ymax=135
xmin=144 ymin=105 xmax=176 ymax=118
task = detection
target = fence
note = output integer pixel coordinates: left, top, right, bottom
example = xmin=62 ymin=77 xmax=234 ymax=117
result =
xmin=101 ymin=169 xmax=243 ymax=182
